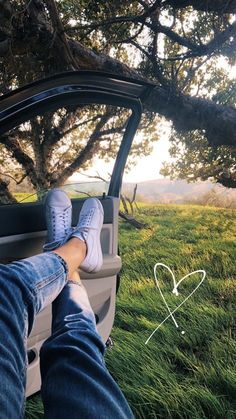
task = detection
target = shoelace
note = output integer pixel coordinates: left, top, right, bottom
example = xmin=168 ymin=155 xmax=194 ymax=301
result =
xmin=78 ymin=209 xmax=94 ymax=238
xmin=52 ymin=207 xmax=71 ymax=241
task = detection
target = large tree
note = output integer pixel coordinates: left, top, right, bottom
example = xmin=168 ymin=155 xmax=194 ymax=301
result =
xmin=1 ymin=0 xmax=236 ymax=198
xmin=0 ymin=106 xmax=158 ymax=196
xmin=160 ymin=129 xmax=236 ymax=188
xmin=160 ymin=82 xmax=236 ymax=187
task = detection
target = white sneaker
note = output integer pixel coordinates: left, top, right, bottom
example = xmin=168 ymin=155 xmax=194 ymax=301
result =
xmin=44 ymin=188 xmax=72 ymax=251
xmin=72 ymin=198 xmax=104 ymax=273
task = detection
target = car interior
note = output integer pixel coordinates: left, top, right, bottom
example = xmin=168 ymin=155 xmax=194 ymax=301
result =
xmin=0 ymin=71 xmax=155 ymax=396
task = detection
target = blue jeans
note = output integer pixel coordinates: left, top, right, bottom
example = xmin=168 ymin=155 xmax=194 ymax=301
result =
xmin=0 ymin=252 xmax=134 ymax=418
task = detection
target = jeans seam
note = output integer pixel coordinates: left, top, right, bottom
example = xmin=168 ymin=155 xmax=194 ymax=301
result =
xmin=36 ymin=268 xmax=63 ymax=290
xmin=21 ymin=308 xmax=28 ymax=382
xmin=49 ymin=252 xmax=69 ymax=276
xmin=35 ymin=253 xmax=68 ymax=292
xmin=13 ymin=252 xmax=69 ymax=306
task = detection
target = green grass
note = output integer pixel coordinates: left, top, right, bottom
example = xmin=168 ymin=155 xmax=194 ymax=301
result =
xmin=12 ymin=191 xmax=97 ymax=203
xmin=13 ymin=192 xmax=38 ymax=203
xmin=25 ymin=204 xmax=236 ymax=418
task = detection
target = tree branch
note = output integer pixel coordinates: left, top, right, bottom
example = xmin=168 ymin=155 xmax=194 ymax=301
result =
xmin=0 ymin=177 xmax=17 ymax=204
xmin=67 ymin=35 xmax=236 ymax=147
xmin=66 ymin=14 xmax=143 ymax=35
xmin=0 ymin=172 xmax=27 ymax=185
xmin=0 ymin=135 xmax=38 ymax=188
xmin=145 ymin=87 xmax=236 ymax=147
xmin=44 ymin=0 xmax=78 ymax=69
xmin=52 ymin=115 xmax=111 ymax=186
xmin=146 ymin=20 xmax=236 ymax=60
xmin=164 ymin=0 xmax=236 ymax=14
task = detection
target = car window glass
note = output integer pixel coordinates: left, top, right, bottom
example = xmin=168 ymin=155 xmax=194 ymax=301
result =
xmin=0 ymin=104 xmax=131 ymax=204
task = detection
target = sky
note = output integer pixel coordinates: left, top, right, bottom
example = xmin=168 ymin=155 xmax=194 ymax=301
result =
xmin=70 ymin=123 xmax=172 ymax=184
xmin=123 ymin=135 xmax=171 ymax=182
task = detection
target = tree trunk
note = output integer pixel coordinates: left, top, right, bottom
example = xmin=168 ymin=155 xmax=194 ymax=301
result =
xmin=67 ymin=39 xmax=236 ymax=147
xmin=0 ymin=178 xmax=17 ymax=204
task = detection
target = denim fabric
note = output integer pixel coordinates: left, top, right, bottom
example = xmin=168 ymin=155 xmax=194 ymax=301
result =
xmin=41 ymin=282 xmax=134 ymax=418
xmin=0 ymin=252 xmax=67 ymax=419
xmin=0 ymin=253 xmax=134 ymax=419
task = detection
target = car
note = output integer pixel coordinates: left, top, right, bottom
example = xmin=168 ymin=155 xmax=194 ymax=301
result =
xmin=0 ymin=71 xmax=155 ymax=396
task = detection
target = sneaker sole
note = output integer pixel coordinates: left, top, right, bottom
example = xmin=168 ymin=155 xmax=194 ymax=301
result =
xmin=80 ymin=198 xmax=104 ymax=273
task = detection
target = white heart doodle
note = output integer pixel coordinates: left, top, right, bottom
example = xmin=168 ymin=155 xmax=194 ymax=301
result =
xmin=145 ymin=263 xmax=206 ymax=344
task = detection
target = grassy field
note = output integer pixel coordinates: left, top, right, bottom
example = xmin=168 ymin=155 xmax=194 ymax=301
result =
xmin=25 ymin=204 xmax=236 ymax=418
xmin=12 ymin=191 xmax=100 ymax=203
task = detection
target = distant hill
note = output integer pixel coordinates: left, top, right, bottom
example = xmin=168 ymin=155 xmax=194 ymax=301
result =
xmin=122 ymin=179 xmax=236 ymax=206
xmin=64 ymin=180 xmax=109 ymax=196
xmin=65 ymin=178 xmax=236 ymax=207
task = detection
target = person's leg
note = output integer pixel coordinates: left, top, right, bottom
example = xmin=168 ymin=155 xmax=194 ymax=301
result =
xmin=0 ymin=190 xmax=86 ymax=418
xmin=0 ymin=250 xmax=73 ymax=418
xmin=0 ymin=189 xmax=133 ymax=418
xmin=40 ymin=275 xmax=134 ymax=419
xmin=41 ymin=194 xmax=134 ymax=418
